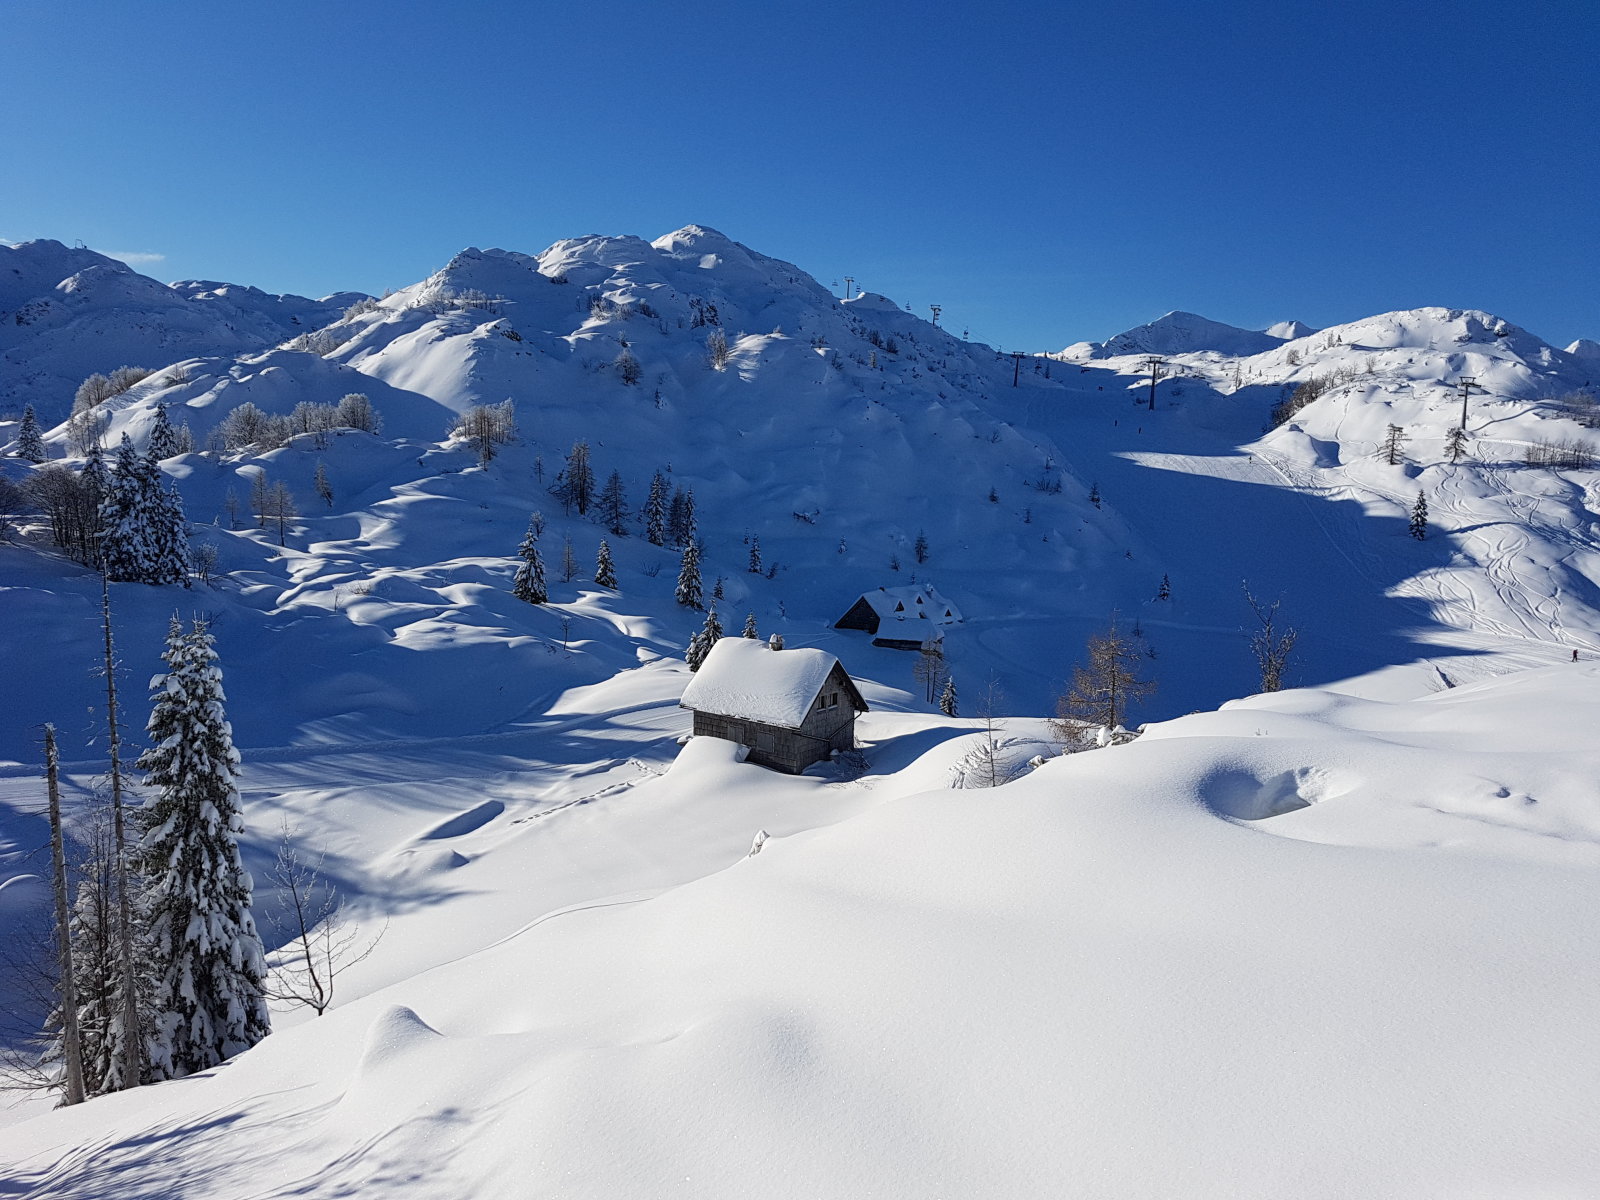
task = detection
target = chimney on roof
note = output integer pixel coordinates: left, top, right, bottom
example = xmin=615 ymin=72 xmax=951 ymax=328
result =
xmin=768 ymin=634 xmax=784 ymax=651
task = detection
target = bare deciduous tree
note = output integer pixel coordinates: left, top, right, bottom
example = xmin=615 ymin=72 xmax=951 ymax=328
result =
xmin=1244 ymin=584 xmax=1298 ymax=694
xmin=262 ymin=826 xmax=384 ymax=1017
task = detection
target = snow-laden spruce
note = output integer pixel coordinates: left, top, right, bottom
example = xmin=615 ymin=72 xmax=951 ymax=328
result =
xmin=97 ymin=435 xmax=189 ymax=585
xmin=134 ymin=617 xmax=269 ymax=1078
xmin=512 ymin=517 xmax=547 ymax=604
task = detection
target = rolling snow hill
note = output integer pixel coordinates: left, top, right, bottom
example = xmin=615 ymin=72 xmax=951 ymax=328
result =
xmin=1 ymin=225 xmax=1598 ymax=1196
xmin=0 ymin=239 xmax=361 ymax=423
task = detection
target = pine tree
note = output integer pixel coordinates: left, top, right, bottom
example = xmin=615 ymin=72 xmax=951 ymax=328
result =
xmin=147 ymin=406 xmax=179 ymax=460
xmin=512 ymin=519 xmax=547 ymax=604
xmin=686 ymin=608 xmax=723 ymax=671
xmin=594 ymin=539 xmax=617 ymax=588
xmin=314 ymin=461 xmax=334 ymax=508
xmin=559 ymin=441 xmax=596 ymax=516
xmin=667 ymin=488 xmax=697 ymax=548
xmin=598 ymin=471 xmax=629 ymax=536
xmin=1158 ymin=573 xmax=1171 ymax=601
xmin=1382 ymin=423 xmax=1409 ymax=466
xmin=706 ymin=327 xmax=730 ymax=370
xmin=675 ymin=542 xmax=703 ymax=609
xmin=98 ymin=436 xmax=158 ymax=582
xmin=742 ymin=612 xmax=759 ymax=639
xmin=748 ymin=535 xmax=762 ymax=573
xmin=615 ymin=347 xmax=642 ymax=385
xmin=643 ymin=471 xmax=668 ymax=546
xmin=914 ymin=530 xmax=929 ymax=564
xmin=1088 ymin=482 xmax=1102 ymax=509
xmin=1410 ymin=492 xmax=1428 ymax=540
xmin=135 ymin=617 xmax=270 ymax=1079
xmin=939 ymin=675 xmax=958 ymax=717
xmin=1052 ymin=616 xmax=1156 ymax=734
xmin=913 ymin=637 xmax=948 ymax=703
xmin=61 ymin=809 xmax=143 ymax=1096
xmin=1445 ymin=426 xmax=1470 ymax=464
xmin=146 ymin=476 xmax=191 ymax=587
xmin=16 ymin=404 xmax=46 ymax=462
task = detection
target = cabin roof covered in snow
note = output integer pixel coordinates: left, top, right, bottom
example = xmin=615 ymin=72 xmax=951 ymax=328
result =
xmin=856 ymin=585 xmax=962 ymax=624
xmin=680 ymin=638 xmax=858 ymax=728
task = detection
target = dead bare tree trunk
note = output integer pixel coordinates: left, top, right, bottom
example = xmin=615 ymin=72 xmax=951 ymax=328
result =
xmin=99 ymin=576 xmax=143 ymax=1091
xmin=44 ymin=724 xmax=86 ymax=1106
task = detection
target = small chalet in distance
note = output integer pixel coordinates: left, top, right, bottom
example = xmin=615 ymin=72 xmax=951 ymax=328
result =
xmin=834 ymin=585 xmax=963 ymax=650
xmin=680 ymin=636 xmax=868 ymax=774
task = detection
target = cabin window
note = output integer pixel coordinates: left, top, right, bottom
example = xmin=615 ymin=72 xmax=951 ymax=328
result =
xmin=757 ymin=730 xmax=776 ymax=750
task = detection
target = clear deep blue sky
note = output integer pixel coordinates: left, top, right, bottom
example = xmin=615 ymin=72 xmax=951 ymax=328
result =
xmin=4 ymin=0 xmax=1597 ymax=348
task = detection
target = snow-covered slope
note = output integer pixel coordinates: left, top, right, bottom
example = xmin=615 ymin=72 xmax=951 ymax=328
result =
xmin=0 ymin=239 xmax=359 ymax=422
xmin=4 ymin=667 xmax=1598 ymax=1198
xmin=3 ymin=227 xmax=1600 ymax=1195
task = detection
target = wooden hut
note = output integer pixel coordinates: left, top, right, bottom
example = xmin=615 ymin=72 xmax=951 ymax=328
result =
xmin=834 ymin=585 xmax=962 ymax=650
xmin=680 ymin=637 xmax=868 ymax=774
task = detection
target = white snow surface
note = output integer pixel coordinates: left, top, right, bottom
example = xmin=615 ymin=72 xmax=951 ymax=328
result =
xmin=679 ymin=637 xmax=845 ymax=727
xmin=3 ymin=668 xmax=1599 ymax=1197
xmin=2 ymin=225 xmax=1600 ymax=1195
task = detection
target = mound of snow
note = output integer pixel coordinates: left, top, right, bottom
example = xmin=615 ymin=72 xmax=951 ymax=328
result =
xmin=4 ymin=666 xmax=1598 ymax=1197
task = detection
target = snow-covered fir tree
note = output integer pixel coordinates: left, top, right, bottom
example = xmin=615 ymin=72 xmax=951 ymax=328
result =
xmin=147 ymin=477 xmax=192 ymax=587
xmin=146 ymin=406 xmax=180 ymax=460
xmin=675 ymin=541 xmax=704 ymax=609
xmin=1410 ymin=492 xmax=1429 ymax=541
xmin=98 ymin=437 xmax=189 ymax=585
xmin=512 ymin=518 xmax=547 ymax=604
xmin=643 ymin=471 xmax=668 ymax=546
xmin=1158 ymin=573 xmax=1171 ymax=601
xmin=134 ymin=617 xmax=270 ymax=1079
xmin=686 ymin=608 xmax=723 ymax=671
xmin=594 ymin=540 xmax=617 ymax=588
xmin=940 ymin=675 xmax=959 ymax=717
xmin=747 ymin=535 xmax=761 ymax=574
xmin=742 ymin=612 xmax=759 ymax=639
xmin=16 ymin=404 xmax=46 ymax=462
xmin=98 ymin=436 xmax=157 ymax=582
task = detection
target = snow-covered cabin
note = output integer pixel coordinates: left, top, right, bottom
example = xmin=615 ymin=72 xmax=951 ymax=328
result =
xmin=834 ymin=585 xmax=963 ymax=650
xmin=680 ymin=637 xmax=868 ymax=774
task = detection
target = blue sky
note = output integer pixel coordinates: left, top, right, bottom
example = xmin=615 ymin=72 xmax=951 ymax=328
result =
xmin=4 ymin=0 xmax=1597 ymax=348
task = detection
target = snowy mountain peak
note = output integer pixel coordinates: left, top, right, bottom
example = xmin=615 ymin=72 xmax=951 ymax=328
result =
xmin=1066 ymin=310 xmax=1287 ymax=359
xmin=649 ymin=223 xmax=739 ymax=253
xmin=1264 ymin=320 xmax=1318 ymax=340
xmin=1566 ymin=338 xmax=1600 ymax=361
xmin=1300 ymin=307 xmax=1556 ymax=359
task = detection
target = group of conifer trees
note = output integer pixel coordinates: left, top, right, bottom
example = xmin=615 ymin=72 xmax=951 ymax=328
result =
xmin=41 ymin=606 xmax=269 ymax=1104
xmin=17 ymin=428 xmax=192 ymax=582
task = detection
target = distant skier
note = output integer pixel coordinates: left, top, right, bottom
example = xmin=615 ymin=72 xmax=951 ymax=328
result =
xmin=1573 ymin=649 xmax=1580 ymax=663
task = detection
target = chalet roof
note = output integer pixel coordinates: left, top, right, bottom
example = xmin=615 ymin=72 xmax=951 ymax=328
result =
xmin=855 ymin=585 xmax=962 ymax=625
xmin=680 ymin=638 xmax=862 ymax=729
